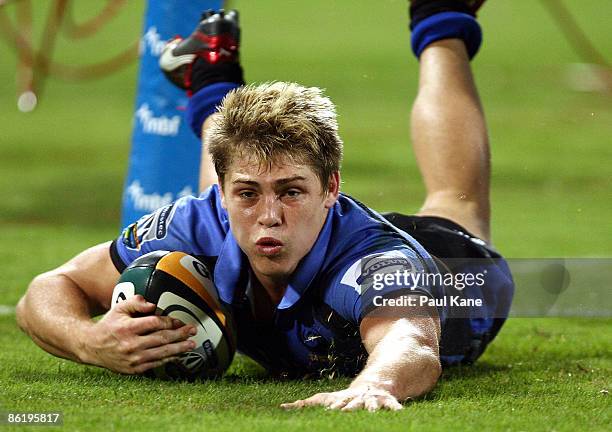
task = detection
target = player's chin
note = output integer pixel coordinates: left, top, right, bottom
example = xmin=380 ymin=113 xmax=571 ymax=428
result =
xmin=251 ymin=254 xmax=296 ymax=277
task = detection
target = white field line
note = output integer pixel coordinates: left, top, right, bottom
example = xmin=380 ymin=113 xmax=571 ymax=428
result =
xmin=0 ymin=305 xmax=15 ymax=315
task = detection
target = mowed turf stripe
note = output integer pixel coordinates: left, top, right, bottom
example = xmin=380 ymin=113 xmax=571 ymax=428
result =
xmin=0 ymin=305 xmax=15 ymax=315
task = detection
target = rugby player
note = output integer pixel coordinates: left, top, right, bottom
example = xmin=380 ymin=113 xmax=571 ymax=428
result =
xmin=16 ymin=0 xmax=513 ymax=411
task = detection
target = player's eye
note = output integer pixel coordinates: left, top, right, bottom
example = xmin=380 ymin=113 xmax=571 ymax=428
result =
xmin=238 ymin=190 xmax=257 ymax=199
xmin=283 ymin=189 xmax=301 ymax=198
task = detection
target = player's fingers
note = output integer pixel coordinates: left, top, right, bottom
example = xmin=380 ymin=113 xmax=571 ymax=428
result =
xmin=132 ymin=355 xmax=179 ymax=375
xmin=327 ymin=396 xmax=352 ymax=410
xmin=130 ymin=315 xmax=182 ymax=335
xmin=137 ymin=339 xmax=196 ymax=364
xmin=305 ymin=393 xmax=330 ymax=406
xmin=136 ymin=325 xmax=197 ymax=350
xmin=281 ymin=392 xmax=333 ymax=409
xmin=171 ymin=318 xmax=187 ymax=329
xmin=280 ymin=396 xmax=319 ymax=409
xmin=341 ymin=396 xmax=365 ymax=412
xmin=364 ymin=395 xmax=384 ymax=412
xmin=381 ymin=397 xmax=403 ymax=411
xmin=115 ymin=295 xmax=156 ymax=316
xmin=280 ymin=400 xmax=306 ymax=410
xmin=363 ymin=394 xmax=403 ymax=412
xmin=364 ymin=397 xmax=378 ymax=412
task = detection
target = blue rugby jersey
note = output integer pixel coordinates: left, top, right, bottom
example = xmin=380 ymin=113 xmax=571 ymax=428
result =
xmin=111 ymin=185 xmax=445 ymax=376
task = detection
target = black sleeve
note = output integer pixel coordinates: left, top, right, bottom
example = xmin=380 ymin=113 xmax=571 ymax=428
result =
xmin=109 ymin=239 xmax=128 ymax=273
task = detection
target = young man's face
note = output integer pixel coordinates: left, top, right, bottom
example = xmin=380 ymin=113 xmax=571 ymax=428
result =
xmin=220 ymin=155 xmax=339 ymax=292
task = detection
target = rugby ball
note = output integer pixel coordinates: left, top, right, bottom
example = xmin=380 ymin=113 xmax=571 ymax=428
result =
xmin=111 ymin=250 xmax=236 ymax=380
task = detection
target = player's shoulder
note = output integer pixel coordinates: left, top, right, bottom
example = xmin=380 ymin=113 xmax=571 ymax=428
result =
xmin=124 ymin=185 xmax=226 ymax=241
xmin=115 ymin=185 xmax=230 ymax=267
xmin=333 ymin=192 xmax=406 ymax=236
xmin=312 ymin=246 xmax=432 ymax=325
xmin=335 ymin=248 xmax=428 ymax=295
xmin=328 ymin=193 xmax=430 ymax=263
xmin=164 ymin=184 xmax=229 ymax=231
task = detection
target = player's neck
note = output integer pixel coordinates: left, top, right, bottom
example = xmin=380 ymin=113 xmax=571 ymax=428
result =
xmin=253 ymin=274 xmax=287 ymax=306
xmin=248 ymin=272 xmax=287 ymax=321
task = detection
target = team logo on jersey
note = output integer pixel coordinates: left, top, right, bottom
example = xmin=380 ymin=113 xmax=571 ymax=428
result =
xmin=121 ymin=203 xmax=177 ymax=250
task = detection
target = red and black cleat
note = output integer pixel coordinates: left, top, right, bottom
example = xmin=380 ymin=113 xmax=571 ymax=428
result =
xmin=464 ymin=0 xmax=486 ymax=15
xmin=160 ymin=9 xmax=244 ymax=95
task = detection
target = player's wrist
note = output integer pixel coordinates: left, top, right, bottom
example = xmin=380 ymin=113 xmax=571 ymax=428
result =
xmin=74 ymin=321 xmax=99 ymax=366
xmin=349 ymin=374 xmax=398 ymax=397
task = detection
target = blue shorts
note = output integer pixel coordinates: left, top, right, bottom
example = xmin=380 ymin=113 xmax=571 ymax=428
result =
xmin=383 ymin=213 xmax=515 ymax=366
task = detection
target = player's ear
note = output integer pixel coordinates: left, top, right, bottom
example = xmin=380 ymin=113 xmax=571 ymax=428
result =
xmin=323 ymin=171 xmax=340 ymax=209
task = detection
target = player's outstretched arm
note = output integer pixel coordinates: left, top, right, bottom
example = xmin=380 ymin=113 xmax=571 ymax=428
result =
xmin=16 ymin=243 xmax=196 ymax=374
xmin=282 ymin=306 xmax=441 ymax=411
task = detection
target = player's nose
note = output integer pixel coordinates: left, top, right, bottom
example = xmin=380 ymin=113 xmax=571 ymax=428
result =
xmin=257 ymin=194 xmax=283 ymax=227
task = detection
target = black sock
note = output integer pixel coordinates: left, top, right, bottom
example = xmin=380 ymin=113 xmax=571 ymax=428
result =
xmin=410 ymin=0 xmax=475 ymax=30
xmin=191 ymin=59 xmax=244 ymax=94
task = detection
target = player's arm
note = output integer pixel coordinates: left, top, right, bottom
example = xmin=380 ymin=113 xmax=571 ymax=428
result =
xmin=282 ymin=304 xmax=441 ymax=411
xmin=352 ymin=305 xmax=441 ymax=403
xmin=15 ymin=242 xmax=196 ymax=374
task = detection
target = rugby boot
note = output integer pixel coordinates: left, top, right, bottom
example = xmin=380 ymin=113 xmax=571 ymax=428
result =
xmin=159 ymin=9 xmax=244 ymax=95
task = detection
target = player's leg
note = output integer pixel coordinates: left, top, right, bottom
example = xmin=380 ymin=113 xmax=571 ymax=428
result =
xmin=408 ymin=1 xmax=490 ymax=241
xmin=159 ymin=9 xmax=244 ymax=192
xmin=199 ymin=115 xmax=219 ymax=191
xmin=412 ymin=39 xmax=490 ymax=240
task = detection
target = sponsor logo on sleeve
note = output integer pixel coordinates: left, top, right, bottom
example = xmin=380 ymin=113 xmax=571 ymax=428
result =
xmin=121 ymin=202 xmax=177 ymax=250
xmin=357 ymin=255 xmax=413 ymax=284
xmin=340 ymin=250 xmax=414 ymax=295
xmin=156 ymin=203 xmax=175 ymax=239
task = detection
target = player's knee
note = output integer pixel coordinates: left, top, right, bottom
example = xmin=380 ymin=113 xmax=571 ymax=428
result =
xmin=422 ymin=190 xmax=488 ymax=215
xmin=419 ymin=191 xmax=490 ymax=240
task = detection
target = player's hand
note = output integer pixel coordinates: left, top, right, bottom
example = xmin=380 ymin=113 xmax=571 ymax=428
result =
xmin=83 ymin=295 xmax=197 ymax=374
xmin=280 ymin=384 xmax=403 ymax=412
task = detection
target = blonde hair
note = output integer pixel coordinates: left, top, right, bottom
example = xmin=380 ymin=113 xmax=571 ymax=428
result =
xmin=206 ymin=82 xmax=343 ymax=190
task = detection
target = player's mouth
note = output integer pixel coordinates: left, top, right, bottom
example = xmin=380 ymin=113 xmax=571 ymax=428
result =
xmin=255 ymin=237 xmax=284 ymax=256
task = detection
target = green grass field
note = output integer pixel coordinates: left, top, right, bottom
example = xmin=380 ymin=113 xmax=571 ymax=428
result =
xmin=0 ymin=1 xmax=610 ymax=430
